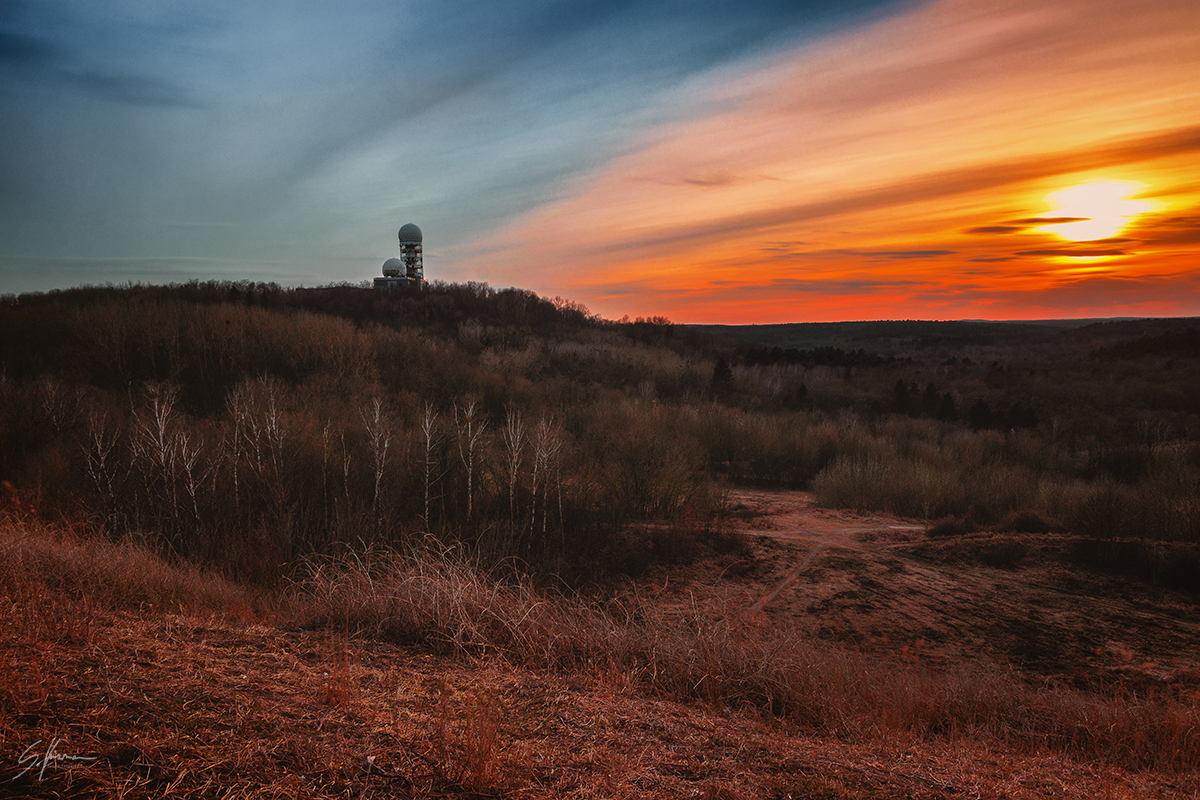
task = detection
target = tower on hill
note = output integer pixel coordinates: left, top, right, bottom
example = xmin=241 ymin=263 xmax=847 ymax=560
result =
xmin=375 ymin=223 xmax=426 ymax=289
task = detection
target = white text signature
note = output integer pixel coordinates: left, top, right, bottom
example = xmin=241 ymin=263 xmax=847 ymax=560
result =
xmin=16 ymin=738 xmax=98 ymax=781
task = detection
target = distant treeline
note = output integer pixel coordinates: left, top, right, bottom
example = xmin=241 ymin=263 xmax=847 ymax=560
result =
xmin=741 ymin=345 xmax=894 ymax=369
xmin=1094 ymin=329 xmax=1200 ymax=360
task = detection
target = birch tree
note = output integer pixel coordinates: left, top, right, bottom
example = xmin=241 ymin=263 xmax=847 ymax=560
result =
xmin=454 ymin=400 xmax=488 ymax=521
xmin=361 ymin=397 xmax=391 ymax=524
xmin=502 ymin=405 xmax=527 ymax=523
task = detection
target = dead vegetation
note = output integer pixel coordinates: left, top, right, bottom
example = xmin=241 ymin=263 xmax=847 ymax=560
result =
xmin=3 ymin=284 xmax=1199 ymax=798
xmin=2 ymin=514 xmax=1198 ymax=799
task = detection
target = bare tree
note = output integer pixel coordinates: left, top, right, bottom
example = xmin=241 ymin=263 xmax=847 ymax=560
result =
xmin=177 ymin=427 xmax=210 ymax=533
xmin=37 ymin=375 xmax=81 ymax=435
xmin=84 ymin=409 xmax=123 ymax=527
xmin=130 ymin=384 xmax=185 ymax=551
xmin=231 ymin=377 xmax=287 ymax=490
xmin=531 ymin=414 xmax=563 ymax=539
xmin=422 ymin=403 xmax=441 ymax=530
xmin=132 ymin=385 xmax=179 ymax=480
xmin=339 ymin=428 xmax=353 ymax=532
xmin=361 ymin=397 xmax=391 ymax=523
xmin=222 ymin=384 xmax=247 ymax=512
xmin=454 ymin=400 xmax=489 ymax=521
xmin=225 ymin=376 xmax=289 ymax=541
xmin=318 ymin=421 xmax=333 ymax=540
xmin=502 ymin=405 xmax=527 ymax=522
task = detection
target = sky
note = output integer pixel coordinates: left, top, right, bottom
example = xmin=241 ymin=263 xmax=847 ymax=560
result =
xmin=2 ymin=0 xmax=1198 ymax=323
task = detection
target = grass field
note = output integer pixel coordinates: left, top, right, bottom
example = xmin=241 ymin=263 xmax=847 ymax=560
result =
xmin=3 ymin=500 xmax=1196 ymax=799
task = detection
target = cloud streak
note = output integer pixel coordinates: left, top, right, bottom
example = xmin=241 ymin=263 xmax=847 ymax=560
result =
xmin=2 ymin=0 xmax=1198 ymax=324
xmin=450 ymin=0 xmax=1200 ymax=321
xmin=0 ymin=0 xmax=900 ymax=295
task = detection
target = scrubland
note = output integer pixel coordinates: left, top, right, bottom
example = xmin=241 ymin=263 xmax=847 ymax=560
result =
xmin=1 ymin=281 xmax=1198 ymax=797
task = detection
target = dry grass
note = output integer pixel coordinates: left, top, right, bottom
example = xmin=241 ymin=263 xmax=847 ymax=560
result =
xmin=0 ymin=517 xmax=262 ymax=617
xmin=2 ymin=518 xmax=1198 ymax=798
xmin=295 ymin=543 xmax=1200 ymax=775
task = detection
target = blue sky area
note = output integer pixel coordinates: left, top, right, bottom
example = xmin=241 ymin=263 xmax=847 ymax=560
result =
xmin=5 ymin=1 xmax=1198 ymax=323
xmin=0 ymin=0 xmax=896 ymax=296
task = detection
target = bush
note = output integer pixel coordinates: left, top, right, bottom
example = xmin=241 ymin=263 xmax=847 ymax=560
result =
xmin=1071 ymin=538 xmax=1200 ymax=593
xmin=926 ymin=516 xmax=972 ymax=538
xmin=1069 ymin=480 xmax=1132 ymax=541
xmin=1003 ymin=510 xmax=1055 ymax=534
xmin=977 ymin=536 xmax=1029 ymax=568
xmin=0 ymin=517 xmax=259 ymax=613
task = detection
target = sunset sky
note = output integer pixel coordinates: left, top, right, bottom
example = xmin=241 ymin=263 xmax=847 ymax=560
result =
xmin=2 ymin=0 xmax=1198 ymax=322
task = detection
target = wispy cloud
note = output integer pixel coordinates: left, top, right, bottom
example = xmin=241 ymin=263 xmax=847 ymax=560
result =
xmin=2 ymin=0 xmax=1198 ymax=323
xmin=451 ymin=0 xmax=1200 ymax=321
xmin=0 ymin=0 xmax=901 ymax=294
xmin=1015 ymin=248 xmax=1130 ymax=258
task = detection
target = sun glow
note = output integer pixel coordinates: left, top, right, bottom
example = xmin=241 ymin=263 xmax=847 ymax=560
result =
xmin=1038 ymin=181 xmax=1153 ymax=242
xmin=450 ymin=0 xmax=1200 ymax=323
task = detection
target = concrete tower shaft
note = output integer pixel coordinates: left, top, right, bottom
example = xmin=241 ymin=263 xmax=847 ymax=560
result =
xmin=397 ymin=223 xmax=423 ymax=281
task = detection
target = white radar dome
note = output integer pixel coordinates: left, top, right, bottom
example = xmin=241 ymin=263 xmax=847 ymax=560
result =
xmin=398 ymin=223 xmax=423 ymax=243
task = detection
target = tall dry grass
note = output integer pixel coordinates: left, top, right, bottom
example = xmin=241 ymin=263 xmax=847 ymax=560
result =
xmin=3 ymin=516 xmax=1196 ymax=775
xmin=0 ymin=517 xmax=260 ymax=615
xmin=294 ymin=546 xmax=1199 ymax=774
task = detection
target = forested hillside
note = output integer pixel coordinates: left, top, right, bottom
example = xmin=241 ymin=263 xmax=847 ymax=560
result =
xmin=2 ymin=281 xmax=1198 ymax=586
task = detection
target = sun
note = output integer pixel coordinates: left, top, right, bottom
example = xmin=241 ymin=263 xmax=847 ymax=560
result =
xmin=1038 ymin=180 xmax=1153 ymax=241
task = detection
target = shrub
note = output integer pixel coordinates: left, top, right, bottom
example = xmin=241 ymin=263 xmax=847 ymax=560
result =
xmin=1068 ymin=480 xmax=1132 ymax=541
xmin=1003 ymin=510 xmax=1055 ymax=534
xmin=926 ymin=516 xmax=972 ymax=538
xmin=977 ymin=536 xmax=1029 ymax=568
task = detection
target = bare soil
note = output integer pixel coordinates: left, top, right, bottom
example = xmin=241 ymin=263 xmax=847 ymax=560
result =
xmin=690 ymin=489 xmax=1200 ymax=698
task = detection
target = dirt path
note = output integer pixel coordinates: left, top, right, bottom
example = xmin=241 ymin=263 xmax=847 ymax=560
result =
xmin=687 ymin=488 xmax=1200 ymax=694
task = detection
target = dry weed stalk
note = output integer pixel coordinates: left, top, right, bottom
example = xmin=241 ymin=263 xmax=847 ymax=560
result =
xmin=431 ymin=679 xmax=501 ymax=791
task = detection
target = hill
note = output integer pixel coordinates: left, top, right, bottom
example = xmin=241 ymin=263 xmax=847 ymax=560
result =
xmin=3 ymin=501 xmax=1197 ymax=799
xmin=2 ymin=281 xmax=1198 ymax=580
xmin=1 ymin=281 xmax=1198 ymax=797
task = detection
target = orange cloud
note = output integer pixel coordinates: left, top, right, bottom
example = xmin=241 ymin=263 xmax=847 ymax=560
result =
xmin=451 ymin=0 xmax=1200 ymax=322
